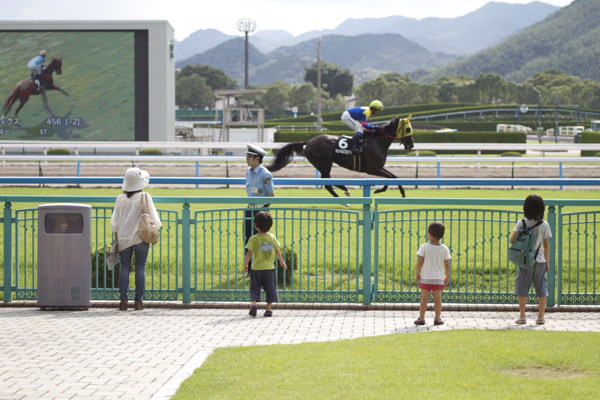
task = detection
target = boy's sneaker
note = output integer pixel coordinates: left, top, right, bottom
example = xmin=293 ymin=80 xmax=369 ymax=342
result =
xmin=434 ymin=319 xmax=445 ymax=326
xmin=249 ymin=304 xmax=258 ymax=317
xmin=414 ymin=319 xmax=425 ymax=325
xmin=264 ymin=310 xmax=273 ymax=317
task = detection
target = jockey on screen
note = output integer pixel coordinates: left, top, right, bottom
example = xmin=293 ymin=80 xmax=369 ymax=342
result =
xmin=27 ymin=50 xmax=47 ymax=91
xmin=341 ymin=100 xmax=383 ymax=153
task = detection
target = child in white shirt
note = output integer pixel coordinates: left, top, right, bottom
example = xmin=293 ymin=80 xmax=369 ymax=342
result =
xmin=415 ymin=222 xmax=451 ymax=326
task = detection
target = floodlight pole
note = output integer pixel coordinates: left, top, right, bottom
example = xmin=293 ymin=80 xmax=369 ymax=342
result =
xmin=237 ymin=19 xmax=257 ymax=89
xmin=317 ymin=36 xmax=322 ymax=131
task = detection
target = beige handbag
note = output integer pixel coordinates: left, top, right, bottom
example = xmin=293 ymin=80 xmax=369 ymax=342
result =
xmin=139 ymin=192 xmax=159 ymax=243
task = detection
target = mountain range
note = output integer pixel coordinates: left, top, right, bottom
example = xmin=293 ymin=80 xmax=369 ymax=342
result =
xmin=175 ymin=34 xmax=457 ymax=86
xmin=174 ymin=1 xmax=559 ymax=61
xmin=413 ymin=0 xmax=600 ymax=83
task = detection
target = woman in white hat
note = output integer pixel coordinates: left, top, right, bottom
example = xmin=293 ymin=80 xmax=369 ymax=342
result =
xmin=110 ymin=167 xmax=162 ymax=311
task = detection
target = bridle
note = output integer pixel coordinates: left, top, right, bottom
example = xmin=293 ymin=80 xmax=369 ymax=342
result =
xmin=375 ymin=117 xmax=411 ymax=141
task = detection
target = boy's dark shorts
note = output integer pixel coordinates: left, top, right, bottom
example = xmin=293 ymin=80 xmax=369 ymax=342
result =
xmin=249 ymin=269 xmax=279 ymax=303
xmin=514 ymin=262 xmax=548 ymax=298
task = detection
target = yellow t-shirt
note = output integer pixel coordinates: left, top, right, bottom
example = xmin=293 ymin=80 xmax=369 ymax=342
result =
xmin=246 ymin=232 xmax=281 ymax=270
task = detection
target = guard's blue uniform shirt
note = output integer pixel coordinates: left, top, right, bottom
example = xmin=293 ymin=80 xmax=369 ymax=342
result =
xmin=246 ymin=164 xmax=274 ymax=197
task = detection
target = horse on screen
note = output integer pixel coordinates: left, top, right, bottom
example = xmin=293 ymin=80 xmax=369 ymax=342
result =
xmin=2 ymin=56 xmax=69 ymax=118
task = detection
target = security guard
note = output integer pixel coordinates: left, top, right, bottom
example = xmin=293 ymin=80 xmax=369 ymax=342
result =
xmin=244 ymin=144 xmax=274 ymax=269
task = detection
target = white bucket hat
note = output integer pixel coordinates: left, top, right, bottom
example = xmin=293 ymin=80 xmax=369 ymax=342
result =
xmin=122 ymin=167 xmax=150 ymax=192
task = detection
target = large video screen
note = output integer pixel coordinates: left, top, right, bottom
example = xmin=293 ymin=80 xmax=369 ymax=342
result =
xmin=0 ymin=31 xmax=135 ymax=141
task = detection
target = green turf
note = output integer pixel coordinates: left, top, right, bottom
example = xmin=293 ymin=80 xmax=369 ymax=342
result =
xmin=0 ymin=31 xmax=134 ymax=140
xmin=172 ymin=330 xmax=600 ymax=400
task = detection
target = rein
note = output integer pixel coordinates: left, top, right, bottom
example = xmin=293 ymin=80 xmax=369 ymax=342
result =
xmin=375 ymin=129 xmax=403 ymax=141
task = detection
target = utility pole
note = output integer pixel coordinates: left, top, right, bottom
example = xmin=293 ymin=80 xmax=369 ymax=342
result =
xmin=555 ymin=93 xmax=559 ymax=144
xmin=237 ymin=19 xmax=256 ymax=89
xmin=317 ymin=36 xmax=322 ymax=131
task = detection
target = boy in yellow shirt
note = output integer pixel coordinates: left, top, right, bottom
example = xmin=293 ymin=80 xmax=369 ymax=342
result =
xmin=243 ymin=211 xmax=287 ymax=317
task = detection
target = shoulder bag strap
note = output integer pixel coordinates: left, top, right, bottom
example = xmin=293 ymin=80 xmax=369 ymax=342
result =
xmin=142 ymin=192 xmax=149 ymax=214
xmin=533 ymin=220 xmax=544 ymax=259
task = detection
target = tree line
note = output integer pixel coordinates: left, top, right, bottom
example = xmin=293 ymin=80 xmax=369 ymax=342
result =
xmin=176 ymin=64 xmax=600 ymax=114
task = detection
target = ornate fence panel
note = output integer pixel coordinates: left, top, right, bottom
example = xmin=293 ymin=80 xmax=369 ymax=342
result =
xmin=558 ymin=202 xmax=600 ymax=305
xmin=193 ymin=206 xmax=363 ymax=303
xmin=373 ymin=199 xmax=558 ymax=305
xmin=2 ymin=200 xmax=180 ymax=302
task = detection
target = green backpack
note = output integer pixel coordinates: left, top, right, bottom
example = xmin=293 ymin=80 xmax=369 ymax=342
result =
xmin=508 ymin=219 xmax=543 ymax=269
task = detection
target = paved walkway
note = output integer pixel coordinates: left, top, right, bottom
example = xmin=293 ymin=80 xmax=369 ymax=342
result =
xmin=1 ymin=306 xmax=600 ymax=400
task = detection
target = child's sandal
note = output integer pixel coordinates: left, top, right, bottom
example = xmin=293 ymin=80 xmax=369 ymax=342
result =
xmin=414 ymin=319 xmax=426 ymax=326
xmin=434 ymin=319 xmax=445 ymax=326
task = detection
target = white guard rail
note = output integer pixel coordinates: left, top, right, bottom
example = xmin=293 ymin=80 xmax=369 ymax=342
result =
xmin=1 ymin=155 xmax=600 ymax=164
xmin=2 ymin=141 xmax=600 ymax=153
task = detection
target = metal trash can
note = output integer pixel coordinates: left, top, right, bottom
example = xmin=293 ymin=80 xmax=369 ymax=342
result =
xmin=37 ymin=204 xmax=92 ymax=309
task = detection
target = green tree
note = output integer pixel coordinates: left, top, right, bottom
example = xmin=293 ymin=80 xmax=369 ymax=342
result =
xmin=262 ymin=80 xmax=291 ymax=113
xmin=473 ymin=73 xmax=508 ymax=104
xmin=175 ymin=74 xmax=214 ymax=109
xmin=177 ymin=65 xmax=239 ymax=90
xmin=304 ymin=62 xmax=353 ymax=97
xmin=288 ymin=83 xmax=317 ymax=113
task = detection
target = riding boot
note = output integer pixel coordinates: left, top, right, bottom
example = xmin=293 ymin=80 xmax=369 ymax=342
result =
xmin=351 ymin=133 xmax=362 ymax=153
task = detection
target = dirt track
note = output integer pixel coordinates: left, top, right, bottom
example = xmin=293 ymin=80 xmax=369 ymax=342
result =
xmin=0 ymin=162 xmax=598 ymax=181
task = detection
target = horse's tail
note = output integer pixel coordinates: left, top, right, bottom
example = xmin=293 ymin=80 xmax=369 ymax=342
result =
xmin=266 ymin=142 xmax=305 ymax=172
xmin=3 ymin=85 xmax=19 ymax=115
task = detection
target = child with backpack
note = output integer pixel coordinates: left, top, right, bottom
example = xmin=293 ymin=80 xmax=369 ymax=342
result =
xmin=509 ymin=194 xmax=552 ymax=325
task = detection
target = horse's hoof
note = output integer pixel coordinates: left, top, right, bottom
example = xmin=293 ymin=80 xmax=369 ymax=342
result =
xmin=344 ymin=191 xmax=350 ymax=197
xmin=343 ymin=204 xmax=350 ymax=207
xmin=374 ymin=189 xmax=383 ymax=194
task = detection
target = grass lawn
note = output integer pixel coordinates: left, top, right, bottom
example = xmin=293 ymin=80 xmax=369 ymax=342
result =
xmin=172 ymin=330 xmax=600 ymax=400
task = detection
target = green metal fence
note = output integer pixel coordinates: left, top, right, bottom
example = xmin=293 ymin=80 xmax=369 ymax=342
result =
xmin=2 ymin=196 xmax=600 ymax=306
xmin=558 ymin=200 xmax=600 ymax=305
xmin=373 ymin=199 xmax=557 ymax=305
xmin=193 ymin=207 xmax=362 ymax=302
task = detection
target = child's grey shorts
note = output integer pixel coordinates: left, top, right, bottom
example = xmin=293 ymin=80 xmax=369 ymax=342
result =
xmin=249 ymin=269 xmax=279 ymax=303
xmin=514 ymin=262 xmax=548 ymax=298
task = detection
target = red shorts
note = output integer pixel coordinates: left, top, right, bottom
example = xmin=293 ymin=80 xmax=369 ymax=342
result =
xmin=419 ymin=283 xmax=445 ymax=291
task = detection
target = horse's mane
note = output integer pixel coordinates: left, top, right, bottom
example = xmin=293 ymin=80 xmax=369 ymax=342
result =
xmin=46 ymin=57 xmax=62 ymax=69
xmin=382 ymin=117 xmax=400 ymax=132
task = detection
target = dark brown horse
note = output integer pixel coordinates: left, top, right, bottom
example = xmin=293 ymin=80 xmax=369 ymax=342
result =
xmin=3 ymin=56 xmax=69 ymax=117
xmin=267 ymin=115 xmax=414 ymax=197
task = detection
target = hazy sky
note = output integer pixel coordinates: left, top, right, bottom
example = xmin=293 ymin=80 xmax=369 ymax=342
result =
xmin=0 ymin=0 xmax=575 ymax=40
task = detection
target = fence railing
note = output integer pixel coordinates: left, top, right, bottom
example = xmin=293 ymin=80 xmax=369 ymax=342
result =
xmin=2 ymin=196 xmax=599 ymax=306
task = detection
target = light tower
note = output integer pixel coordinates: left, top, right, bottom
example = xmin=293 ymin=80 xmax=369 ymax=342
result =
xmin=237 ymin=18 xmax=257 ymax=89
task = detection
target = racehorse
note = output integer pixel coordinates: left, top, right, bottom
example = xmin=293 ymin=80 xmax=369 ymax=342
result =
xmin=2 ymin=56 xmax=69 ymax=118
xmin=267 ymin=115 xmax=414 ymax=198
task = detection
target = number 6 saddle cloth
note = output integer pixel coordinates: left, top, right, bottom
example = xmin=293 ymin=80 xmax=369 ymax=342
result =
xmin=334 ymin=136 xmax=364 ymax=172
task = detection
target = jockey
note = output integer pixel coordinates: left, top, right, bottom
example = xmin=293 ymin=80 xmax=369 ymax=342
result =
xmin=27 ymin=50 xmax=47 ymax=90
xmin=341 ymin=100 xmax=383 ymax=153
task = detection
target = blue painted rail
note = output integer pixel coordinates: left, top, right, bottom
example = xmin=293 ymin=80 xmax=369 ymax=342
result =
xmin=2 ymin=177 xmax=600 ymax=197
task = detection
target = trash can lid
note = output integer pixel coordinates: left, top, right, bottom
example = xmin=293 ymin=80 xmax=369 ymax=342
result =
xmin=38 ymin=204 xmax=92 ymax=211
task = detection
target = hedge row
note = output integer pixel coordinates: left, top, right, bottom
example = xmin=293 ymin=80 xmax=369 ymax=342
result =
xmin=269 ymin=103 xmax=476 ymax=123
xmin=581 ymin=131 xmax=600 ymax=156
xmin=274 ymin=131 xmax=526 ymax=155
xmin=273 ymin=120 xmax=589 ymax=132
xmin=268 ymin=103 xmax=595 ymax=124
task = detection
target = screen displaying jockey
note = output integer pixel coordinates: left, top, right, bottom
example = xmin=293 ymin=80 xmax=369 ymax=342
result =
xmin=341 ymin=100 xmax=383 ymax=153
xmin=27 ymin=50 xmax=47 ymax=90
